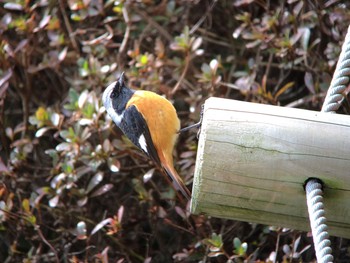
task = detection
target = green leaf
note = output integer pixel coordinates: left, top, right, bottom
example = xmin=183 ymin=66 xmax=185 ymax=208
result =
xmin=71 ymin=13 xmax=82 ymax=22
xmin=87 ymin=172 xmax=103 ymax=193
xmin=55 ymin=142 xmax=72 ymax=152
xmin=205 ymin=233 xmax=223 ymax=248
xmin=302 ymin=27 xmax=311 ymax=51
xmin=22 ymin=199 xmax=30 ymax=213
xmin=233 ymin=237 xmax=248 ymax=256
xmin=132 ymin=178 xmax=149 ymax=200
xmin=76 ymin=221 xmax=87 ymax=240
xmin=64 ymin=88 xmax=80 ymax=111
xmin=27 ymin=215 xmax=36 ymax=225
xmin=233 ymin=237 xmax=241 ymax=249
xmin=83 ymin=103 xmax=94 ymax=118
xmin=62 ymin=162 xmax=74 ymax=173
xmin=90 ymin=184 xmax=113 ymax=197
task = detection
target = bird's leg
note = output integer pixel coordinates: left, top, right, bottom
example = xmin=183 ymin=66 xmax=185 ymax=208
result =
xmin=178 ymin=122 xmax=201 ymax=133
xmin=179 ymin=104 xmax=204 ymax=138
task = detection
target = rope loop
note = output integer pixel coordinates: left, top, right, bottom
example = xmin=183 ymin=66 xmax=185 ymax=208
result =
xmin=305 ymin=179 xmax=334 ymax=263
xmin=321 ymin=26 xmax=350 ymax=112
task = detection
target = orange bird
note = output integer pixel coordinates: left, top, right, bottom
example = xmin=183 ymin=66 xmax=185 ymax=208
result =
xmin=102 ymin=73 xmax=191 ymax=200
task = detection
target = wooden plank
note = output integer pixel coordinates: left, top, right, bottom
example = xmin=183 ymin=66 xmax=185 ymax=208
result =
xmin=190 ymin=97 xmax=350 ymax=238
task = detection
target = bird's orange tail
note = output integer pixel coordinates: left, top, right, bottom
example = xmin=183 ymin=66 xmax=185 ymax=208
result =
xmin=162 ymin=163 xmax=191 ymax=200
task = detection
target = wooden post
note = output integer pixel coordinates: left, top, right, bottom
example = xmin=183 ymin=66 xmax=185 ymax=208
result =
xmin=190 ymin=97 xmax=350 ymax=238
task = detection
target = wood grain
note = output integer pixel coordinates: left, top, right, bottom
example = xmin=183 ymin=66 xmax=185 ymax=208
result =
xmin=190 ymin=97 xmax=350 ymax=238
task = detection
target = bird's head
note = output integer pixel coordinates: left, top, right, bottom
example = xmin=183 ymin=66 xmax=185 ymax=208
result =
xmin=102 ymin=72 xmax=134 ymax=122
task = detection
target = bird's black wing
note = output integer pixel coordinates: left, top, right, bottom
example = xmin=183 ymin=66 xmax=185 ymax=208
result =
xmin=119 ymin=105 xmax=161 ymax=165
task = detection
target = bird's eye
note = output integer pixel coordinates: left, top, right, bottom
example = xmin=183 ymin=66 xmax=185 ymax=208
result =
xmin=110 ymin=82 xmax=120 ymax=99
xmin=110 ymin=90 xmax=117 ymax=99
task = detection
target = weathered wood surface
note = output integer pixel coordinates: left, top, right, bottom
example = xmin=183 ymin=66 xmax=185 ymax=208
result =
xmin=190 ymin=97 xmax=350 ymax=238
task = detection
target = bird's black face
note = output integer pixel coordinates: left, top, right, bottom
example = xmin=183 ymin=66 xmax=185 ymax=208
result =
xmin=109 ymin=72 xmax=126 ymax=100
xmin=110 ymin=81 xmax=120 ymax=100
xmin=102 ymin=72 xmax=135 ymax=117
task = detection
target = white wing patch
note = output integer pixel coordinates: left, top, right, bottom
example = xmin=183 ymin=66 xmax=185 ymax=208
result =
xmin=102 ymin=81 xmax=123 ymax=125
xmin=138 ymin=134 xmax=148 ymax=153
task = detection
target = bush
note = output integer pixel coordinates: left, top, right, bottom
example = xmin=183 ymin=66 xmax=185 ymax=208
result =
xmin=1 ymin=1 xmax=350 ymax=262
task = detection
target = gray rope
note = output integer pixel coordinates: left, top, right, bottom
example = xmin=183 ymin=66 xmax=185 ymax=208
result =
xmin=321 ymin=25 xmax=350 ymax=113
xmin=304 ymin=25 xmax=350 ymax=263
xmin=305 ymin=179 xmax=333 ymax=263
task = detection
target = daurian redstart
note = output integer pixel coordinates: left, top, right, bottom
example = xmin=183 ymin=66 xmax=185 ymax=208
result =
xmin=102 ymin=73 xmax=191 ymax=200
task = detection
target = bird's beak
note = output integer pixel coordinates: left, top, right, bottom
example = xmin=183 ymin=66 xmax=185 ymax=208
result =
xmin=118 ymin=72 xmax=125 ymax=86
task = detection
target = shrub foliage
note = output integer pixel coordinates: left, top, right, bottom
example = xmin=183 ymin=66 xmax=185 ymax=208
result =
xmin=1 ymin=1 xmax=350 ymax=262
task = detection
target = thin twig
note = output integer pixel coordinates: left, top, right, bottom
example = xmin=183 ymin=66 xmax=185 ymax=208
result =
xmin=196 ymin=28 xmax=233 ymax=48
xmin=22 ymin=55 xmax=31 ymax=137
xmin=264 ymin=52 xmax=274 ymax=82
xmin=118 ymin=6 xmax=131 ymax=68
xmin=284 ymin=93 xmax=325 ymax=108
xmin=133 ymin=8 xmax=172 ymax=42
xmin=190 ymin=0 xmax=218 ymax=34
xmin=163 ymin=218 xmax=195 ymax=235
xmin=219 ymin=81 xmax=241 ymax=91
xmin=58 ymin=0 xmax=79 ymax=52
xmin=36 ymin=225 xmax=60 ymax=263
xmin=273 ymin=230 xmax=281 ymax=263
xmin=171 ymin=54 xmax=191 ymax=95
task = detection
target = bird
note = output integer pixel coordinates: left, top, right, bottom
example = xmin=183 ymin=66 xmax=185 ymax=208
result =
xmin=102 ymin=72 xmax=191 ymax=200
